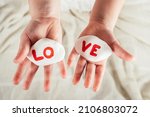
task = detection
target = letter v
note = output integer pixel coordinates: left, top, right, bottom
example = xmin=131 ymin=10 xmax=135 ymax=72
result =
xmin=32 ymin=49 xmax=44 ymax=61
xmin=82 ymin=40 xmax=92 ymax=52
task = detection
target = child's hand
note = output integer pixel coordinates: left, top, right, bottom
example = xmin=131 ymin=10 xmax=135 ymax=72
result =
xmin=13 ymin=17 xmax=66 ymax=91
xmin=67 ymin=21 xmax=134 ymax=92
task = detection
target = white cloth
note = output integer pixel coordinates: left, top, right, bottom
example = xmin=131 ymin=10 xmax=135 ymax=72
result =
xmin=0 ymin=0 xmax=150 ymax=100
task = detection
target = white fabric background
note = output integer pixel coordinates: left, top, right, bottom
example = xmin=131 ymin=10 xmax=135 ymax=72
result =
xmin=0 ymin=0 xmax=150 ymax=100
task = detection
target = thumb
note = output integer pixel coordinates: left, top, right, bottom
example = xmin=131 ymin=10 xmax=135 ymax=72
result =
xmin=14 ymin=33 xmax=30 ymax=63
xmin=111 ymin=41 xmax=134 ymax=61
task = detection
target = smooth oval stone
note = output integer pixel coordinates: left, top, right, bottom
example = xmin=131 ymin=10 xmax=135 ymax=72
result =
xmin=75 ymin=35 xmax=112 ymax=62
xmin=27 ymin=38 xmax=65 ymax=66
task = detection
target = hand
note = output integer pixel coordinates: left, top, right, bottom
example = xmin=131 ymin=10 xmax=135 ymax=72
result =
xmin=67 ymin=21 xmax=134 ymax=92
xmin=13 ymin=17 xmax=66 ymax=91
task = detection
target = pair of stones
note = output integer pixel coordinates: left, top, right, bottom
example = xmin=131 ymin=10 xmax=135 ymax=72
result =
xmin=27 ymin=35 xmax=112 ymax=66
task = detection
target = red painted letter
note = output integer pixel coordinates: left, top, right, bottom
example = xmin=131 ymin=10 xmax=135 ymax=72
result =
xmin=90 ymin=44 xmax=101 ymax=56
xmin=32 ymin=49 xmax=44 ymax=61
xmin=43 ymin=47 xmax=54 ymax=59
xmin=82 ymin=40 xmax=92 ymax=52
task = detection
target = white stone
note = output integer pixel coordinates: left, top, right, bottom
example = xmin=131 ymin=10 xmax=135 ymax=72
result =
xmin=27 ymin=38 xmax=65 ymax=66
xmin=75 ymin=35 xmax=112 ymax=63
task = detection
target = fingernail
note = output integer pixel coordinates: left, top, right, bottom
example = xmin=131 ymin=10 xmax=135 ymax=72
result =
xmin=131 ymin=56 xmax=135 ymax=61
xmin=93 ymin=86 xmax=98 ymax=92
xmin=13 ymin=80 xmax=19 ymax=85
xmin=84 ymin=83 xmax=89 ymax=88
xmin=13 ymin=58 xmax=17 ymax=63
xmin=72 ymin=79 xmax=77 ymax=85
xmin=23 ymin=83 xmax=29 ymax=90
xmin=93 ymin=88 xmax=97 ymax=92
xmin=67 ymin=63 xmax=71 ymax=68
xmin=62 ymin=75 xmax=66 ymax=79
xmin=127 ymin=56 xmax=135 ymax=61
xmin=44 ymin=87 xmax=49 ymax=92
xmin=84 ymin=85 xmax=88 ymax=88
xmin=13 ymin=57 xmax=20 ymax=63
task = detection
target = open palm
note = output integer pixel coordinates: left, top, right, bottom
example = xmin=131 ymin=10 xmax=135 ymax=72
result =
xmin=68 ymin=21 xmax=134 ymax=92
xmin=13 ymin=17 xmax=66 ymax=91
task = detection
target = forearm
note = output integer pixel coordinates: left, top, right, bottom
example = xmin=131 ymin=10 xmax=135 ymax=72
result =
xmin=28 ymin=0 xmax=60 ymax=19
xmin=90 ymin=0 xmax=124 ymax=30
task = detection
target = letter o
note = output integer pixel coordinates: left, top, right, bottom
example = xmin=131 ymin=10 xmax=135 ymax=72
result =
xmin=43 ymin=47 xmax=54 ymax=59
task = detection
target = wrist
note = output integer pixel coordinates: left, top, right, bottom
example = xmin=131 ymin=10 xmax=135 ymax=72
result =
xmin=89 ymin=19 xmax=114 ymax=32
xmin=28 ymin=0 xmax=60 ymax=20
xmin=31 ymin=17 xmax=60 ymax=24
xmin=31 ymin=12 xmax=60 ymax=20
xmin=89 ymin=0 xmax=124 ymax=31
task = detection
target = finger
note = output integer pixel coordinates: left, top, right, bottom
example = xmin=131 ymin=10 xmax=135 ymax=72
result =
xmin=13 ymin=58 xmax=29 ymax=85
xmin=84 ymin=63 xmax=96 ymax=88
xmin=67 ymin=48 xmax=79 ymax=67
xmin=58 ymin=61 xmax=67 ymax=78
xmin=14 ymin=33 xmax=31 ymax=63
xmin=23 ymin=62 xmax=38 ymax=90
xmin=73 ymin=56 xmax=87 ymax=85
xmin=93 ymin=64 xmax=105 ymax=92
xmin=111 ymin=41 xmax=134 ymax=61
xmin=44 ymin=65 xmax=53 ymax=92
